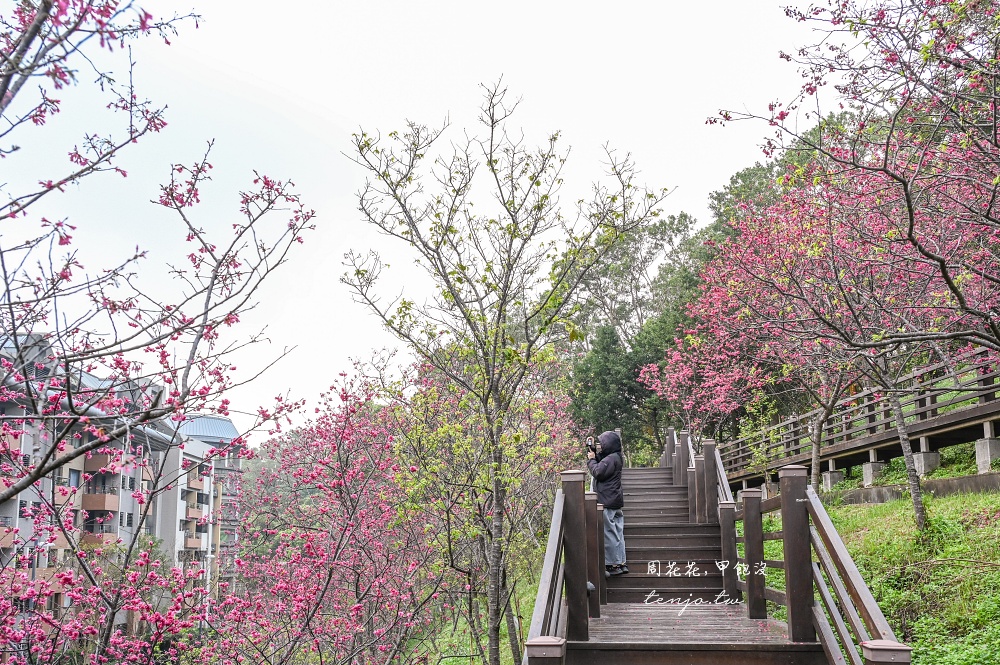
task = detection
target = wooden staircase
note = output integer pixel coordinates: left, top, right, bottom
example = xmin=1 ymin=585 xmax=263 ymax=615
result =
xmin=571 ymin=466 xmax=826 ymax=664
xmin=524 ymin=429 xmax=912 ymax=665
xmin=608 ymin=468 xmax=724 ymax=604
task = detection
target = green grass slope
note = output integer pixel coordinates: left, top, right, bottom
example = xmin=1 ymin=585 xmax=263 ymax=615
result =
xmin=829 ymin=492 xmax=1000 ymax=665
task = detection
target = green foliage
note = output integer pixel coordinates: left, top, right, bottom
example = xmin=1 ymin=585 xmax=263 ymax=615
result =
xmin=829 ymin=492 xmax=1000 ymax=664
xmin=569 ymin=327 xmax=634 ymax=440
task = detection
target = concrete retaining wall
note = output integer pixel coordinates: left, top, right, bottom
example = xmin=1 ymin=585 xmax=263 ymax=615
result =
xmin=822 ymin=472 xmax=1000 ymax=505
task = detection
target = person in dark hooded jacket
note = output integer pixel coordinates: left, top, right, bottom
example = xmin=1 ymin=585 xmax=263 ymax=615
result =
xmin=587 ymin=430 xmax=627 ymax=575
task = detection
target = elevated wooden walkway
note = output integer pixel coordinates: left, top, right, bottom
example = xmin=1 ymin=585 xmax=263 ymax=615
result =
xmin=720 ymin=348 xmax=1000 ymax=487
xmin=524 ymin=433 xmax=911 ymax=665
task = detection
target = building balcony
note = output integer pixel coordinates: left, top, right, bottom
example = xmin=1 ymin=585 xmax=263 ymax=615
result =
xmin=185 ymin=505 xmax=203 ymax=520
xmin=0 ymin=516 xmax=17 ymax=548
xmin=81 ymin=523 xmax=116 ymax=545
xmin=52 ymin=487 xmax=80 ymax=509
xmin=36 ymin=566 xmax=65 ymax=592
xmin=83 ymin=454 xmax=115 ymax=473
xmin=82 ymin=486 xmax=119 ymax=512
xmin=184 ymin=534 xmax=203 ymax=549
xmin=187 ymin=474 xmax=204 ymax=491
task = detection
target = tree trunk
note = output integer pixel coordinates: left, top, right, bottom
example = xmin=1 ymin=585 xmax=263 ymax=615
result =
xmin=887 ymin=390 xmax=927 ymax=531
xmin=487 ymin=446 xmax=507 ymax=665
xmin=503 ymin=576 xmax=521 ymax=664
xmin=809 ymin=412 xmax=825 ymax=490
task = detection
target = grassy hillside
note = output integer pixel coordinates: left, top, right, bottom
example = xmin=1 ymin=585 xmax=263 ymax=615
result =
xmin=828 ymin=492 xmax=1000 ymax=665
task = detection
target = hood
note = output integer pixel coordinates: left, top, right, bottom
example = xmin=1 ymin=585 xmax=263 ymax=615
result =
xmin=597 ymin=430 xmax=622 ymax=460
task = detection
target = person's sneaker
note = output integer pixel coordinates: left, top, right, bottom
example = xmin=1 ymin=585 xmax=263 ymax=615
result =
xmin=619 ymin=564 xmax=629 ymax=575
xmin=608 ymin=564 xmax=627 ymax=576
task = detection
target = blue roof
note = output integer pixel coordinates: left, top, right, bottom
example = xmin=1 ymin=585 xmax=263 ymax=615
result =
xmin=178 ymin=415 xmax=239 ymax=443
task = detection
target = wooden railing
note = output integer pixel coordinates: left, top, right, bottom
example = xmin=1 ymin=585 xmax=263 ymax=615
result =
xmin=659 ymin=427 xmax=721 ymax=523
xmin=723 ymin=466 xmax=912 ymax=665
xmin=523 ymin=470 xmax=608 ymax=665
xmin=719 ymin=347 xmax=999 ymax=478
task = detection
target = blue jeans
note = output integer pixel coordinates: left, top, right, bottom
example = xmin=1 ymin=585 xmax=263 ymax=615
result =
xmin=603 ymin=507 xmax=626 ymax=566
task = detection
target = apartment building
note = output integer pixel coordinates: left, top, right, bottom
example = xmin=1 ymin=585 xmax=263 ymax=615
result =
xmin=177 ymin=414 xmax=242 ymax=592
xmin=0 ymin=398 xmax=239 ymax=620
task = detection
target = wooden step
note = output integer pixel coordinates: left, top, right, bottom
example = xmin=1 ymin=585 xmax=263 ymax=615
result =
xmin=624 ymin=515 xmax=694 ymax=525
xmin=622 ymin=486 xmax=688 ymax=494
xmin=567 ymin=603 xmax=827 ymax=665
xmin=625 ymin=546 xmax=723 ymax=561
xmin=607 ymin=571 xmax=723 ymax=591
xmin=607 ymin=587 xmax=725 ymax=603
xmin=625 ymin=496 xmax=690 ymax=505
xmin=624 ymin=500 xmax=691 ymax=508
xmin=624 ymin=533 xmax=721 ymax=547
xmin=567 ymin=642 xmax=826 ymax=665
xmin=622 ymin=468 xmax=672 ymax=474
xmin=624 ymin=505 xmax=692 ymax=513
xmin=623 ymin=523 xmax=720 ymax=536
xmin=623 ymin=503 xmax=690 ymax=511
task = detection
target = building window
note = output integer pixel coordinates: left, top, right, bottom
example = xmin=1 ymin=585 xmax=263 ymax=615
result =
xmin=69 ymin=469 xmax=81 ymax=489
xmin=119 ymin=512 xmax=134 ymax=528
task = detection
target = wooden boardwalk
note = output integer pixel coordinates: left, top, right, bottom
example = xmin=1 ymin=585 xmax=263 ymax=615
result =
xmin=720 ymin=348 xmax=1000 ymax=486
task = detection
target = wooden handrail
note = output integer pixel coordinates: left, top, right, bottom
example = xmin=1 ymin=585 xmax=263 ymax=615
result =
xmin=525 ymin=489 xmax=566 ymax=643
xmin=805 ymin=486 xmax=897 ymax=643
xmin=725 ymin=466 xmax=910 ymax=662
xmin=714 ymin=444 xmax=734 ymax=504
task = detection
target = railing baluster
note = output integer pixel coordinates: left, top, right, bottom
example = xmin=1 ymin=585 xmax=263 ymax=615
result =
xmin=703 ymin=439 xmax=720 ymax=524
xmin=687 ymin=465 xmax=698 ymax=523
xmin=560 ymin=470 xmax=588 ymax=641
xmin=779 ymin=465 xmax=815 ymax=643
xmin=719 ymin=500 xmax=739 ymax=601
xmin=742 ymin=488 xmax=766 ymax=619
xmin=694 ymin=454 xmax=707 ymax=524
xmin=584 ymin=491 xmax=600 ymax=619
xmin=596 ymin=503 xmax=607 ymax=605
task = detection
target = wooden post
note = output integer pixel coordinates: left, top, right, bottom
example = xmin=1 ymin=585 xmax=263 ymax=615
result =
xmin=916 ymin=373 xmax=928 ymax=421
xmin=779 ymin=465 xmax=815 ymax=643
xmin=694 ymin=454 xmax=707 ymax=524
xmin=560 ymin=470 xmax=588 ymax=641
xmin=719 ymin=500 xmax=740 ymax=601
xmin=687 ymin=466 xmax=698 ymax=523
xmin=677 ymin=430 xmax=690 ymax=487
xmin=703 ymin=440 xmax=719 ymax=524
xmin=596 ymin=503 xmax=607 ymax=605
xmin=979 ymin=362 xmax=996 ymax=403
xmin=743 ymin=488 xmax=766 ymax=619
xmin=861 ymin=640 xmax=912 ymax=664
xmin=526 ymin=636 xmax=567 ymax=665
xmin=584 ymin=492 xmax=601 ymax=619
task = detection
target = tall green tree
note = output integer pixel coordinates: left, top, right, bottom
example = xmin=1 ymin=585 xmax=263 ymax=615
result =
xmin=343 ymin=84 xmax=668 ymax=665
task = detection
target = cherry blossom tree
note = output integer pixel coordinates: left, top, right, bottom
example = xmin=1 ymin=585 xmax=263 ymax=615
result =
xmin=718 ymin=0 xmax=1000 ymax=352
xmin=205 ymin=376 xmax=443 ymax=665
xmin=1 ymin=3 xmax=313 ymax=664
xmin=691 ymin=161 xmax=969 ymax=526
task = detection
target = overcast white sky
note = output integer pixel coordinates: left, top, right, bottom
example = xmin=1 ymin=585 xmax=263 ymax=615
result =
xmin=12 ymin=1 xmax=821 ymax=434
